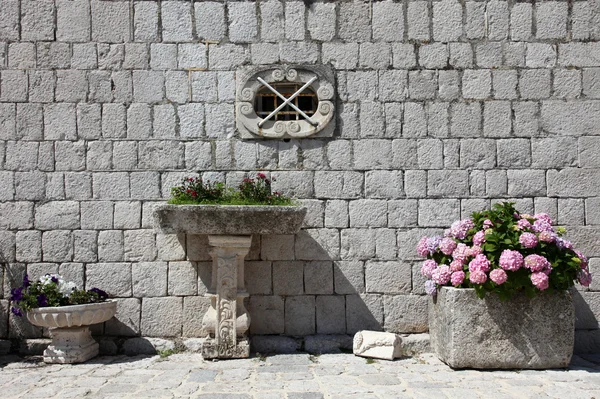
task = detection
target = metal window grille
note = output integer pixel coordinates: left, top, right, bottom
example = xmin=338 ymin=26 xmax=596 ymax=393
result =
xmin=254 ymin=83 xmax=318 ymax=122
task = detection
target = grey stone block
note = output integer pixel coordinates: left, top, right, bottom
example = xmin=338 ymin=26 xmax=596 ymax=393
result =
xmin=98 ymin=231 xmax=123 ymax=262
xmin=245 ymin=261 xmax=272 ymax=295
xmin=8 ymin=43 xmax=35 ymax=69
xmin=285 ymin=296 xmax=316 ymax=336
xmin=348 ymin=200 xmax=387 ymax=228
xmin=228 ymin=2 xmax=258 ymax=43
xmin=450 ymin=102 xmax=481 ymax=138
xmin=91 ymin=1 xmax=129 ymax=43
xmin=209 ymin=44 xmax=249 ymax=70
xmin=0 ymin=0 xmax=19 ymax=40
xmin=178 ymin=44 xmax=207 ymax=69
xmin=346 ymin=294 xmax=383 ymax=334
xmin=65 ymin=173 xmax=91 ymax=200
xmin=35 ymin=201 xmax=79 ymax=230
xmin=104 ymin=298 xmax=141 ymax=336
xmin=334 ymin=260 xmax=365 ymax=295
xmin=134 ymin=1 xmax=159 ymax=42
xmin=384 ymin=295 xmax=428 ymax=333
xmin=463 ymin=69 xmax=491 ymax=100
xmin=307 ymin=2 xmax=335 ymax=41
xmin=365 ymin=261 xmax=411 ymax=295
xmin=141 ymin=297 xmax=182 ymax=337
xmin=432 ymin=0 xmax=462 ymax=42
xmin=373 ymin=1 xmax=403 ymax=42
xmin=476 ymin=43 xmax=502 ymax=68
xmin=304 ymin=334 xmax=353 ymax=354
xmin=123 ymin=230 xmax=156 ymax=262
xmin=132 ymin=262 xmax=167 ymax=298
xmin=531 ymin=137 xmax=577 ymax=168
xmin=101 ymin=103 xmax=127 ymax=139
xmin=161 ymin=1 xmax=193 ymax=42
xmin=284 ymin=2 xmax=304 ymax=40
xmin=511 ymin=3 xmax=532 ymax=41
xmin=466 ymin=2 xmax=485 ymax=39
xmin=248 ymin=296 xmax=284 ymax=335
xmin=182 ymin=296 xmax=211 ymax=337
xmin=497 ymin=139 xmax=531 ymax=168
xmin=459 ymin=139 xmax=495 ymax=169
xmin=407 ymin=1 xmax=429 ymax=40
xmin=73 ymin=230 xmax=97 ymax=263
xmin=392 ymin=43 xmax=417 ymax=69
xmin=93 ymin=172 xmax=129 ymax=199
xmin=316 ymin=296 xmax=346 ymax=335
xmin=520 ymin=69 xmax=551 ymax=100
xmin=44 ymin=103 xmax=77 ymax=140
xmin=260 ymin=0 xmax=284 ymax=42
xmin=273 ymin=261 xmax=304 ymax=296
xmin=251 ymin=335 xmax=300 ymax=354
xmin=507 ymin=169 xmax=547 ymax=197
xmin=418 ymin=199 xmax=460 ymax=228
xmin=359 ymin=42 xmax=391 ymax=69
xmin=547 ymin=169 xmax=600 ymax=198
xmin=338 ymin=1 xmax=371 ymax=42
xmin=408 ymin=70 xmax=436 ymax=100
xmin=86 ymin=263 xmax=132 ymax=297
xmin=429 ymin=287 xmax=574 ymax=369
xmin=492 ymin=70 xmax=518 ymax=100
xmin=195 ymin=2 xmax=225 ymax=41
xmin=428 ymin=170 xmax=469 ymax=198
xmin=41 ymin=231 xmax=72 ymax=263
xmin=536 ymin=1 xmax=568 ymax=40
xmin=168 ymin=261 xmax=197 ymax=296
xmin=304 ymin=261 xmax=334 ymax=295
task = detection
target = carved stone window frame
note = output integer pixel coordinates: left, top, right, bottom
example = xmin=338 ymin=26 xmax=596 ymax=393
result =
xmin=236 ymin=65 xmax=335 ymax=139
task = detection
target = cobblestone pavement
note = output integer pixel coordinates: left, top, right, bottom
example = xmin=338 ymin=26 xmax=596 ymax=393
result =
xmin=1 ymin=352 xmax=600 ymax=399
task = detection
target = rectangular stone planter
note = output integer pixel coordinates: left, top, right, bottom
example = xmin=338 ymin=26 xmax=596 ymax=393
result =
xmin=429 ymin=287 xmax=575 ymax=369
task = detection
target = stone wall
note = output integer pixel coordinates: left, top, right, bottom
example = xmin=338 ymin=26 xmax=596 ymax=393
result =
xmin=1 ymin=0 xmax=600 ymax=353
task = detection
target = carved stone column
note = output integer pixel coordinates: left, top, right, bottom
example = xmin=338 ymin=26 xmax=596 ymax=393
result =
xmin=201 ymin=235 xmax=252 ymax=359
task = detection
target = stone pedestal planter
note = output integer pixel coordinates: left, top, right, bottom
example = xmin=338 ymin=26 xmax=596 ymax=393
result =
xmin=429 ymin=287 xmax=575 ymax=369
xmin=26 ymin=301 xmax=117 ymax=364
xmin=154 ymin=204 xmax=306 ymax=359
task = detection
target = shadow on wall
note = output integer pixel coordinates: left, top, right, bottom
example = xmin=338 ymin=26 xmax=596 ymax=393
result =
xmin=192 ymin=231 xmax=384 ymax=337
xmin=573 ymin=289 xmax=600 ymax=353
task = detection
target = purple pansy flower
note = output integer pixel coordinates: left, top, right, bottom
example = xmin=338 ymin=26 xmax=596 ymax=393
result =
xmin=37 ymin=294 xmax=48 ymax=307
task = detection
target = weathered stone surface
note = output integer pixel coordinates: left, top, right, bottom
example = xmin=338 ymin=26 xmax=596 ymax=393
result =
xmin=304 ymin=334 xmax=353 ymax=354
xmin=123 ymin=337 xmax=175 ymax=356
xmin=141 ymin=297 xmax=183 ymax=337
xmin=251 ymin=335 xmax=300 ymax=354
xmin=429 ymin=287 xmax=574 ymax=369
xmin=383 ymin=295 xmax=428 ymax=333
xmin=154 ymin=205 xmax=307 ymax=235
xmin=353 ymin=330 xmax=401 ymax=360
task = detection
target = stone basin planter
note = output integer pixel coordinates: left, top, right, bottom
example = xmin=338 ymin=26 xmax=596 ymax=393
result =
xmin=153 ymin=204 xmax=306 ymax=359
xmin=27 ymin=301 xmax=117 ymax=364
xmin=429 ymin=287 xmax=574 ymax=369
xmin=153 ymin=204 xmax=307 ymax=235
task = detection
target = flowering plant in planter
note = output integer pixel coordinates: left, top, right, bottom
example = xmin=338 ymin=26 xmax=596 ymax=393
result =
xmin=169 ymin=173 xmax=294 ymax=206
xmin=417 ymin=202 xmax=591 ymax=300
xmin=10 ymin=274 xmax=109 ymax=316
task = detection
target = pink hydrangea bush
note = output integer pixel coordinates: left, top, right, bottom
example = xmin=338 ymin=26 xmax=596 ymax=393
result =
xmin=416 ymin=202 xmax=591 ymax=300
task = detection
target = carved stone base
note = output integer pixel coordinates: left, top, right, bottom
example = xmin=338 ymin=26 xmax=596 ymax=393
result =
xmin=201 ymin=337 xmax=250 ymax=359
xmin=44 ymin=326 xmax=99 ymax=364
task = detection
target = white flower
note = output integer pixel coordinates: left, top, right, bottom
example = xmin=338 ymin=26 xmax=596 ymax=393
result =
xmin=58 ymin=281 xmax=77 ymax=296
xmin=39 ymin=274 xmax=64 ymax=286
